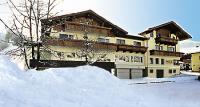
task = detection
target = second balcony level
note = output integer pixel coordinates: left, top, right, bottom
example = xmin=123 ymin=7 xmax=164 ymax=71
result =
xmin=150 ymin=50 xmax=183 ymax=57
xmin=43 ymin=38 xmax=148 ymax=53
xmin=155 ymin=35 xmax=178 ymax=46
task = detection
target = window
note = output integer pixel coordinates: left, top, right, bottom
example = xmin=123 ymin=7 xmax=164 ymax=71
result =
xmin=173 ymin=70 xmax=176 ymax=73
xmin=155 ymin=45 xmax=160 ymax=50
xmin=116 ymin=39 xmax=125 ymax=44
xmin=150 ymin=32 xmax=154 ymax=37
xmin=133 ymin=41 xmax=141 ymax=46
xmin=173 ymin=60 xmax=179 ymax=65
xmin=59 ymin=34 xmax=74 ymax=40
xmin=150 ymin=69 xmax=153 ymax=73
xmin=150 ymin=58 xmax=153 ymax=64
xmin=168 ymin=47 xmax=175 ymax=52
xmin=134 ymin=56 xmax=141 ymax=62
xmin=160 ymin=46 xmax=163 ymax=51
xmin=161 ymin=59 xmax=164 ymax=65
xmin=98 ymin=38 xmax=109 ymax=43
xmin=156 ymin=58 xmax=159 ymax=64
xmin=157 ymin=33 xmax=161 ymax=37
xmin=131 ymin=56 xmax=134 ymax=62
xmin=141 ymin=57 xmax=143 ymax=63
xmin=134 ymin=56 xmax=143 ymax=63
xmin=169 ymin=69 xmax=172 ymax=74
xmin=155 ymin=45 xmax=163 ymax=50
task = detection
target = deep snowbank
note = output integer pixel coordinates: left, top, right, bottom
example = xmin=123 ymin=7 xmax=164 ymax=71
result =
xmin=0 ymin=55 xmax=140 ymax=107
xmin=1 ymin=55 xmax=200 ymax=107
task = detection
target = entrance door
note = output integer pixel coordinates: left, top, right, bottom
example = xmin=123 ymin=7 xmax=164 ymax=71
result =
xmin=156 ymin=70 xmax=164 ymax=78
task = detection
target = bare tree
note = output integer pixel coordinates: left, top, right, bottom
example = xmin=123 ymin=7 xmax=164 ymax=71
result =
xmin=0 ymin=0 xmax=59 ymax=69
xmin=75 ymin=24 xmax=111 ymax=64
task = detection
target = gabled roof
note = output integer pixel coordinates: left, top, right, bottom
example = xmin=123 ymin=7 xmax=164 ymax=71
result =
xmin=139 ymin=21 xmax=192 ymax=41
xmin=42 ymin=10 xmax=128 ymax=35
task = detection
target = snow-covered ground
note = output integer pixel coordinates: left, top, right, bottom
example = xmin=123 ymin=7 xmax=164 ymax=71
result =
xmin=0 ymin=55 xmax=200 ymax=107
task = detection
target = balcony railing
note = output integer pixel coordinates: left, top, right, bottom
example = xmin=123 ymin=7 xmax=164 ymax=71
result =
xmin=117 ymin=45 xmax=147 ymax=53
xmin=43 ymin=39 xmax=117 ymax=50
xmin=155 ymin=36 xmax=178 ymax=45
xmin=43 ymin=39 xmax=148 ymax=53
xmin=150 ymin=50 xmax=183 ymax=57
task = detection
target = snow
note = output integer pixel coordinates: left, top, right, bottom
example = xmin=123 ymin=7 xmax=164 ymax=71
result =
xmin=181 ymin=71 xmax=200 ymax=76
xmin=0 ymin=44 xmax=19 ymax=54
xmin=0 ymin=44 xmax=25 ymax=70
xmin=0 ymin=55 xmax=200 ymax=107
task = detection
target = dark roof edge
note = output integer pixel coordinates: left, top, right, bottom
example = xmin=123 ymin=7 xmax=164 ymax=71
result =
xmin=41 ymin=10 xmax=128 ymax=35
xmin=120 ymin=35 xmax=149 ymax=41
xmin=138 ymin=21 xmax=192 ymax=40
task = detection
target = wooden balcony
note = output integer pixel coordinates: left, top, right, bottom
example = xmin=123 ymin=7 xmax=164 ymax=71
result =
xmin=53 ymin=21 xmax=112 ymax=36
xmin=117 ymin=45 xmax=147 ymax=53
xmin=43 ymin=39 xmax=148 ymax=53
xmin=155 ymin=36 xmax=178 ymax=45
xmin=43 ymin=39 xmax=117 ymax=50
xmin=150 ymin=50 xmax=183 ymax=57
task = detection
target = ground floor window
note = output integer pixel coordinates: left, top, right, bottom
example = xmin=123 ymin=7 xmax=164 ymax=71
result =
xmin=150 ymin=69 xmax=153 ymax=73
xmin=155 ymin=58 xmax=159 ymax=64
xmin=169 ymin=69 xmax=172 ymax=74
xmin=173 ymin=70 xmax=176 ymax=73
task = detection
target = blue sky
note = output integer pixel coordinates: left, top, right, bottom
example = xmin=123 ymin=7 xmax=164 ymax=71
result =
xmin=114 ymin=0 xmax=200 ymax=41
xmin=0 ymin=0 xmax=199 ymax=41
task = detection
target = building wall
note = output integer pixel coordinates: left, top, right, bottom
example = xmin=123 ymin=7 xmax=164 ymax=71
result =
xmin=42 ymin=27 xmax=182 ymax=78
xmin=42 ymin=26 xmax=146 ymax=66
xmin=192 ymin=53 xmax=200 ymax=72
xmin=40 ymin=15 xmax=187 ymax=79
xmin=142 ymin=30 xmax=181 ymax=78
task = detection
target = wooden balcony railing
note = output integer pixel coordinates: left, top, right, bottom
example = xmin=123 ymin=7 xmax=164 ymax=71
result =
xmin=155 ymin=36 xmax=178 ymax=45
xmin=150 ymin=50 xmax=183 ymax=57
xmin=43 ymin=39 xmax=117 ymax=50
xmin=117 ymin=45 xmax=147 ymax=53
xmin=53 ymin=21 xmax=112 ymax=36
xmin=43 ymin=39 xmax=148 ymax=53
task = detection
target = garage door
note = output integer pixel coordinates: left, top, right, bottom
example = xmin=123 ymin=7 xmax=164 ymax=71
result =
xmin=117 ymin=69 xmax=129 ymax=79
xmin=131 ymin=69 xmax=143 ymax=79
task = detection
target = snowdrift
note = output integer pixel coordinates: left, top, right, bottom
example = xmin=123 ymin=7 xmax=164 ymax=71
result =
xmin=1 ymin=55 xmax=200 ymax=107
xmin=0 ymin=55 xmax=139 ymax=107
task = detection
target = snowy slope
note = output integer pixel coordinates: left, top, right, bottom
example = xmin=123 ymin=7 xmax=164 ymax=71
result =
xmin=0 ymin=55 xmax=200 ymax=107
xmin=0 ymin=55 xmax=139 ymax=107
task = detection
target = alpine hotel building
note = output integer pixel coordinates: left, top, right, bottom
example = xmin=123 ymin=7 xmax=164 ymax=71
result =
xmin=31 ymin=10 xmax=191 ymax=79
